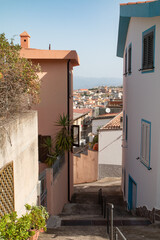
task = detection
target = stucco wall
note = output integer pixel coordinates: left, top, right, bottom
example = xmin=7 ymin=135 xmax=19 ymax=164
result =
xmin=32 ymin=59 xmax=74 ymax=200
xmin=122 ymin=16 xmax=160 ymax=210
xmin=73 ymin=150 xmax=98 ymax=184
xmin=45 ymin=159 xmax=68 ymax=215
xmin=0 ymin=112 xmax=38 ymax=217
xmin=98 ymin=129 xmax=122 ymax=178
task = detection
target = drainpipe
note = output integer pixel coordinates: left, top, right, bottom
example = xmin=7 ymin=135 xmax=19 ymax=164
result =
xmin=67 ymin=59 xmax=70 ymax=202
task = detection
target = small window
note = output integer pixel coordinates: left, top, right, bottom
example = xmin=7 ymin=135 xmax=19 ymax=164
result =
xmin=124 ymin=50 xmax=127 ymax=75
xmin=140 ymin=119 xmax=151 ymax=169
xmin=69 ymin=71 xmax=71 ymax=98
xmin=123 ymin=110 xmax=125 ymax=133
xmin=71 ymin=125 xmax=79 ymax=147
xmin=128 ymin=45 xmax=132 ymax=74
xmin=24 ymin=39 xmax=26 ymax=42
xmin=125 ymin=114 xmax=128 ymax=141
xmin=142 ymin=26 xmax=155 ymax=71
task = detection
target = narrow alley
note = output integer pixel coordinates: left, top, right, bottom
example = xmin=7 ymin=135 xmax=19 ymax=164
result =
xmin=39 ymin=177 xmax=160 ymax=240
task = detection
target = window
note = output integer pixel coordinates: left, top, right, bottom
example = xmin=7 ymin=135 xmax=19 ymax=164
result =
xmin=124 ymin=50 xmax=127 ymax=75
xmin=128 ymin=44 xmax=132 ymax=74
xmin=142 ymin=26 xmax=155 ymax=71
xmin=69 ymin=71 xmax=71 ymax=98
xmin=123 ymin=110 xmax=125 ymax=133
xmin=71 ymin=125 xmax=79 ymax=147
xmin=125 ymin=114 xmax=128 ymax=141
xmin=140 ymin=119 xmax=151 ymax=169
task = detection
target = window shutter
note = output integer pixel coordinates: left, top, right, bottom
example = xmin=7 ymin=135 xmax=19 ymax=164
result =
xmin=125 ymin=52 xmax=127 ymax=74
xmin=148 ymin=32 xmax=153 ymax=69
xmin=128 ymin=46 xmax=132 ymax=73
xmin=125 ymin=115 xmax=128 ymax=141
xmin=143 ymin=31 xmax=154 ymax=70
xmin=141 ymin=120 xmax=151 ymax=168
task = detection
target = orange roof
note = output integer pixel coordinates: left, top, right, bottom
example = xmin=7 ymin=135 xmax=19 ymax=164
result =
xmin=101 ymin=112 xmax=123 ymax=130
xmin=20 ymin=48 xmax=80 ymax=66
xmin=20 ymin=31 xmax=31 ymax=38
xmin=120 ymin=0 xmax=156 ymax=6
xmin=73 ymin=108 xmax=91 ymax=114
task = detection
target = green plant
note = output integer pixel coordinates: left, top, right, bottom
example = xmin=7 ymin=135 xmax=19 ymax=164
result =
xmin=92 ymin=135 xmax=98 ymax=145
xmin=42 ymin=137 xmax=60 ymax=167
xmin=0 ymin=205 xmax=49 ymax=240
xmin=25 ymin=204 xmax=49 ymax=231
xmin=41 ymin=114 xmax=73 ymax=167
xmin=55 ymin=114 xmax=73 ymax=152
xmin=0 ymin=211 xmax=31 ymax=240
xmin=0 ymin=33 xmax=41 ymax=118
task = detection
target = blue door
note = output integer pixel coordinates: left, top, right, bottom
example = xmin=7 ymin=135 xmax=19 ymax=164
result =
xmin=128 ymin=176 xmax=137 ymax=211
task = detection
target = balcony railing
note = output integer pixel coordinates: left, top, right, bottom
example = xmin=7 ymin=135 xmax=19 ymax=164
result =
xmin=52 ymin=154 xmax=65 ymax=180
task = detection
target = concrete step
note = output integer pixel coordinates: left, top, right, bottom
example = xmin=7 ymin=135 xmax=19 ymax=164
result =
xmin=71 ymin=192 xmax=99 ymax=204
xmin=61 ymin=203 xmax=101 ymax=216
xmin=61 ymin=218 xmax=151 ymax=227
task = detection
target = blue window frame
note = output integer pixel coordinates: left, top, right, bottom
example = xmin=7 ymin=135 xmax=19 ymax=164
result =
xmin=128 ymin=175 xmax=137 ymax=211
xmin=141 ymin=25 xmax=155 ymax=73
xmin=140 ymin=119 xmax=151 ymax=169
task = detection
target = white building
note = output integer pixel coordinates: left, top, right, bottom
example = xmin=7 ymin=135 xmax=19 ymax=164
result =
xmin=117 ymin=0 xmax=160 ymax=211
xmin=98 ymin=112 xmax=122 ymax=179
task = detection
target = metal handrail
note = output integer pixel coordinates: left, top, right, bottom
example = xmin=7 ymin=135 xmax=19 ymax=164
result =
xmin=107 ymin=203 xmax=114 ymax=240
xmin=115 ymin=227 xmax=127 ymax=240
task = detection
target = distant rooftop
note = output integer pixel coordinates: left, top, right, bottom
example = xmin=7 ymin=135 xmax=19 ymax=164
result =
xmin=100 ymin=112 xmax=123 ymax=130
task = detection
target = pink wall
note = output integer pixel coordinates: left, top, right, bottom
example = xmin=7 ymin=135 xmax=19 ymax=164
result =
xmin=46 ymin=160 xmax=68 ymax=215
xmin=74 ymin=150 xmax=98 ymax=184
xmin=32 ymin=59 xmax=74 ymax=212
xmin=32 ymin=59 xmax=69 ymax=138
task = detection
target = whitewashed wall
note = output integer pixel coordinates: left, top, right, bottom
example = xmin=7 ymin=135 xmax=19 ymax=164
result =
xmin=122 ymin=16 xmax=160 ymax=210
xmin=0 ymin=112 xmax=39 ymax=217
xmin=98 ymin=129 xmax=122 ymax=178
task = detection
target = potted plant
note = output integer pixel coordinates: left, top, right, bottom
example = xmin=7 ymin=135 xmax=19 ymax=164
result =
xmin=0 ymin=204 xmax=49 ymax=240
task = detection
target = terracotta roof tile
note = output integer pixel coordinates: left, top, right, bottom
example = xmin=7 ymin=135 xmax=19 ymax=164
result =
xmin=101 ymin=111 xmax=123 ymax=130
xmin=120 ymin=0 xmax=156 ymax=6
xmin=20 ymin=31 xmax=31 ymax=37
xmin=73 ymin=108 xmax=91 ymax=114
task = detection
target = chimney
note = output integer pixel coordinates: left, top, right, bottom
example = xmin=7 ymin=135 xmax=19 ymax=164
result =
xmin=20 ymin=31 xmax=31 ymax=48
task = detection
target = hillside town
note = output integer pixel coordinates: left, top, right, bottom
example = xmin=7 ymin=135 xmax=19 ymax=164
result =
xmin=73 ymin=86 xmax=123 ymax=110
xmin=1 ymin=0 xmax=160 ymax=240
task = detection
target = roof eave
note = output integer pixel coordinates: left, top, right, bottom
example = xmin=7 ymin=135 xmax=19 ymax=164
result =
xmin=117 ymin=1 xmax=160 ymax=58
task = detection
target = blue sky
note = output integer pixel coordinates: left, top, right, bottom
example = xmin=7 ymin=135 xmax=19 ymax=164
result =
xmin=1 ymin=0 xmax=140 ymax=79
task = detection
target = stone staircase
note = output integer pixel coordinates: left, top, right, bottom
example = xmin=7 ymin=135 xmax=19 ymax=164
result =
xmin=59 ymin=188 xmax=151 ymax=227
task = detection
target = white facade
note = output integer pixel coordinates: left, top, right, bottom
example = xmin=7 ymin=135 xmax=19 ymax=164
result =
xmin=98 ymin=129 xmax=122 ymax=178
xmin=121 ymin=16 xmax=160 ymax=210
